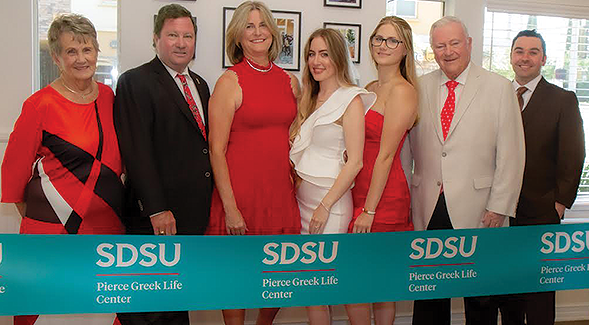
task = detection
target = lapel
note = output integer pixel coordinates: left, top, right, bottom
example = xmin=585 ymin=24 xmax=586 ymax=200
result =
xmin=426 ymin=70 xmax=444 ymax=144
xmin=150 ymin=57 xmax=203 ymax=137
xmin=521 ymin=77 xmax=547 ymax=128
xmin=189 ymin=70 xmax=210 ymax=134
xmin=445 ymin=63 xmax=481 ymax=140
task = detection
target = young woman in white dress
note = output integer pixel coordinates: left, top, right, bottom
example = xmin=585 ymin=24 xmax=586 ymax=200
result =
xmin=289 ymin=28 xmax=376 ymax=325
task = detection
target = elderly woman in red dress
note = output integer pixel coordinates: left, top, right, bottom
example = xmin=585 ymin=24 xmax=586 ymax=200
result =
xmin=1 ymin=14 xmax=124 ymax=325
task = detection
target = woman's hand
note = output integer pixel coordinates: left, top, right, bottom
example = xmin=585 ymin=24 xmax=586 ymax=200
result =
xmin=352 ymin=211 xmax=374 ymax=233
xmin=225 ymin=207 xmax=248 ymax=235
xmin=309 ymin=204 xmax=329 ymax=234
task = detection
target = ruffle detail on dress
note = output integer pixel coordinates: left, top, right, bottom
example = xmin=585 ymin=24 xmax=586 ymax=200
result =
xmin=290 ymin=86 xmax=376 ymax=188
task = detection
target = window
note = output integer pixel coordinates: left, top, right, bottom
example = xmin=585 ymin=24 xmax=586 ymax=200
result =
xmin=388 ymin=0 xmax=418 ymax=19
xmin=36 ymin=0 xmax=119 ymax=90
xmin=483 ymin=10 xmax=589 ymax=216
xmin=386 ymin=0 xmax=444 ymax=76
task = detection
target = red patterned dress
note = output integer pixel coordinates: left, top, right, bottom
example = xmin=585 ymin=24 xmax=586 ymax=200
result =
xmin=1 ymin=83 xmax=124 ymax=325
xmin=207 ymin=59 xmax=301 ymax=235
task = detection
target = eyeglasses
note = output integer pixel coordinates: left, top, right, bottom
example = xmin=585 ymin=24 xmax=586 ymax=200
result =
xmin=371 ymin=35 xmax=403 ymax=50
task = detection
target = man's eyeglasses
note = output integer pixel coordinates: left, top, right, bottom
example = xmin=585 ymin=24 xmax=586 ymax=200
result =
xmin=371 ymin=35 xmax=403 ymax=50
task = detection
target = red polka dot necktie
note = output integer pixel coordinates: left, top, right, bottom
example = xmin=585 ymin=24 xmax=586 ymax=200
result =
xmin=177 ymin=74 xmax=207 ymax=140
xmin=441 ymin=80 xmax=459 ymax=140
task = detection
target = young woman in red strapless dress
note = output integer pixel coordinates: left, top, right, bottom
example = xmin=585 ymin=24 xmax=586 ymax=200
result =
xmin=346 ymin=16 xmax=419 ymax=325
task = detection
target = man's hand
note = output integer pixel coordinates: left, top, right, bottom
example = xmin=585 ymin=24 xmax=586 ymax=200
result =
xmin=151 ymin=210 xmax=177 ymax=235
xmin=555 ymin=202 xmax=566 ymax=219
xmin=482 ymin=210 xmax=506 ymax=228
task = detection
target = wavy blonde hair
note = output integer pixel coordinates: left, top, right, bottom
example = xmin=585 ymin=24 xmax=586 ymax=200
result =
xmin=370 ymin=16 xmax=418 ymax=88
xmin=290 ymin=28 xmax=354 ymax=141
xmin=225 ymin=1 xmax=282 ymax=64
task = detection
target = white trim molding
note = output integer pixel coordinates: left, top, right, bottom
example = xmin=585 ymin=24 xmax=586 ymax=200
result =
xmin=487 ymin=0 xmax=589 ymax=20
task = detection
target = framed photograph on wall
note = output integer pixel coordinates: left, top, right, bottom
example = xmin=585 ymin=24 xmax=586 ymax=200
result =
xmin=323 ymin=22 xmax=361 ymax=64
xmin=324 ymin=0 xmax=362 ymax=9
xmin=222 ymin=7 xmax=302 ymax=71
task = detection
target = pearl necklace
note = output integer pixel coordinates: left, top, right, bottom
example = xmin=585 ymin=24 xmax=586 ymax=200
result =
xmin=61 ymin=78 xmax=94 ymax=99
xmin=245 ymin=58 xmax=273 ymax=73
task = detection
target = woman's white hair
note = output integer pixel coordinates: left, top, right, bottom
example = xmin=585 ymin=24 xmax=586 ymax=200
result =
xmin=429 ymin=16 xmax=469 ymax=44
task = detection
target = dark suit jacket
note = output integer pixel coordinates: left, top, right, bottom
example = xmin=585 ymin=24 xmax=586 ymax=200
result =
xmin=513 ymin=77 xmax=585 ymax=226
xmin=114 ymin=57 xmax=213 ymax=235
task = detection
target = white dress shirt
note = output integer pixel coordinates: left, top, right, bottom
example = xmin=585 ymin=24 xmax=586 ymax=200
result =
xmin=438 ymin=62 xmax=471 ymax=116
xmin=512 ymin=73 xmax=542 ymax=111
xmin=161 ymin=58 xmax=206 ymax=125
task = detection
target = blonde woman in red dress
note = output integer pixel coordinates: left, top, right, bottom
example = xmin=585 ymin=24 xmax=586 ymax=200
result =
xmin=346 ymin=16 xmax=418 ymax=325
xmin=206 ymin=1 xmax=301 ymax=324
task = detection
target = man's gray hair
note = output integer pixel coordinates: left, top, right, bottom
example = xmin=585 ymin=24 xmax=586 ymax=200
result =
xmin=429 ymin=16 xmax=469 ymax=44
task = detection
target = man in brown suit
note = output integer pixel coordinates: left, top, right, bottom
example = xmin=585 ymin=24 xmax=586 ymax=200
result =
xmin=497 ymin=29 xmax=585 ymax=325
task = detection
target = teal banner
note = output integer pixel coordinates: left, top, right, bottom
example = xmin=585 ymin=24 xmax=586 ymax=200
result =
xmin=0 ymin=223 xmax=589 ymax=315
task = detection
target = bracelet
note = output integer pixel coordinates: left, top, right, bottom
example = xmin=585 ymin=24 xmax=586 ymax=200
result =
xmin=319 ymin=201 xmax=330 ymax=212
xmin=363 ymin=208 xmax=376 ymax=215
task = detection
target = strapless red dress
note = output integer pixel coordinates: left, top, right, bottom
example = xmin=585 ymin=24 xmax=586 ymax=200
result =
xmin=349 ymin=109 xmax=413 ymax=232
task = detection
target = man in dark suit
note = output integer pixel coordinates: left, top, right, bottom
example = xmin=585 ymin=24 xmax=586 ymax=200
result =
xmin=114 ymin=4 xmax=212 ymax=324
xmin=496 ymin=29 xmax=585 ymax=325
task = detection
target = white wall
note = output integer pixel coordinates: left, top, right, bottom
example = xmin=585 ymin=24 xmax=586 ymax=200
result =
xmin=0 ymin=0 xmax=587 ymax=324
xmin=0 ymin=0 xmax=32 ymax=236
xmin=118 ymin=0 xmax=385 ymax=89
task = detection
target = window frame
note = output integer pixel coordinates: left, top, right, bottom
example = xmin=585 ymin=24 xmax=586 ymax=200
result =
xmin=483 ymin=9 xmax=589 ymax=222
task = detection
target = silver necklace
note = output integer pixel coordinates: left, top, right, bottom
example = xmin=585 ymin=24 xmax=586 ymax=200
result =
xmin=61 ymin=78 xmax=94 ymax=99
xmin=245 ymin=58 xmax=273 ymax=73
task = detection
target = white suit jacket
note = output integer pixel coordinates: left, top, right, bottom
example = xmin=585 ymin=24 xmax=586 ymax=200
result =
xmin=409 ymin=63 xmax=525 ymax=230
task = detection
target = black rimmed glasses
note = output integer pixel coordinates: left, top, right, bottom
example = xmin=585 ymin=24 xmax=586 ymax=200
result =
xmin=371 ymin=35 xmax=403 ymax=50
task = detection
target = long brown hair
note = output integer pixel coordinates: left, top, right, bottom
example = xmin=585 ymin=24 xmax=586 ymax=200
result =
xmin=290 ymin=28 xmax=354 ymax=141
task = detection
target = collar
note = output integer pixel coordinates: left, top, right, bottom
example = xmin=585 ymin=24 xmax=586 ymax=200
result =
xmin=513 ymin=73 xmax=542 ymax=93
xmin=158 ymin=55 xmax=190 ymax=79
xmin=440 ymin=62 xmax=471 ymax=87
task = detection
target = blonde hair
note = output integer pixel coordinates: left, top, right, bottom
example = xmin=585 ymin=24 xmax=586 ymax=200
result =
xmin=370 ymin=16 xmax=418 ymax=88
xmin=48 ymin=14 xmax=99 ymax=56
xmin=226 ymin=1 xmax=282 ymax=64
xmin=290 ymin=28 xmax=354 ymax=141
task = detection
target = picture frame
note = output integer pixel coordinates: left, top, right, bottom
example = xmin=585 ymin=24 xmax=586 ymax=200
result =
xmin=323 ymin=22 xmax=361 ymax=64
xmin=222 ymin=7 xmax=302 ymax=71
xmin=324 ymin=0 xmax=362 ymax=9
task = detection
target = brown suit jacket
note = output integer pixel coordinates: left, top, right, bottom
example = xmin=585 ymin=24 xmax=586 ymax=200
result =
xmin=513 ymin=77 xmax=585 ymax=225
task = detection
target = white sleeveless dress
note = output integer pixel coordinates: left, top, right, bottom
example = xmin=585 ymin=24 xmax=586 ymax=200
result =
xmin=290 ymin=86 xmax=376 ymax=234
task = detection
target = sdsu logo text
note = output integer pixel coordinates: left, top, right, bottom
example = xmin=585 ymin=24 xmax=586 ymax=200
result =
xmin=410 ymin=236 xmax=478 ymax=260
xmin=263 ymin=241 xmax=339 ymax=265
xmin=96 ymin=243 xmax=181 ymax=267
xmin=541 ymin=231 xmax=589 ymax=254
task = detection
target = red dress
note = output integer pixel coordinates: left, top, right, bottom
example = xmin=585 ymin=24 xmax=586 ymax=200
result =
xmin=207 ymin=60 xmax=301 ymax=235
xmin=349 ymin=109 xmax=414 ymax=232
xmin=1 ymin=84 xmax=124 ymax=324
